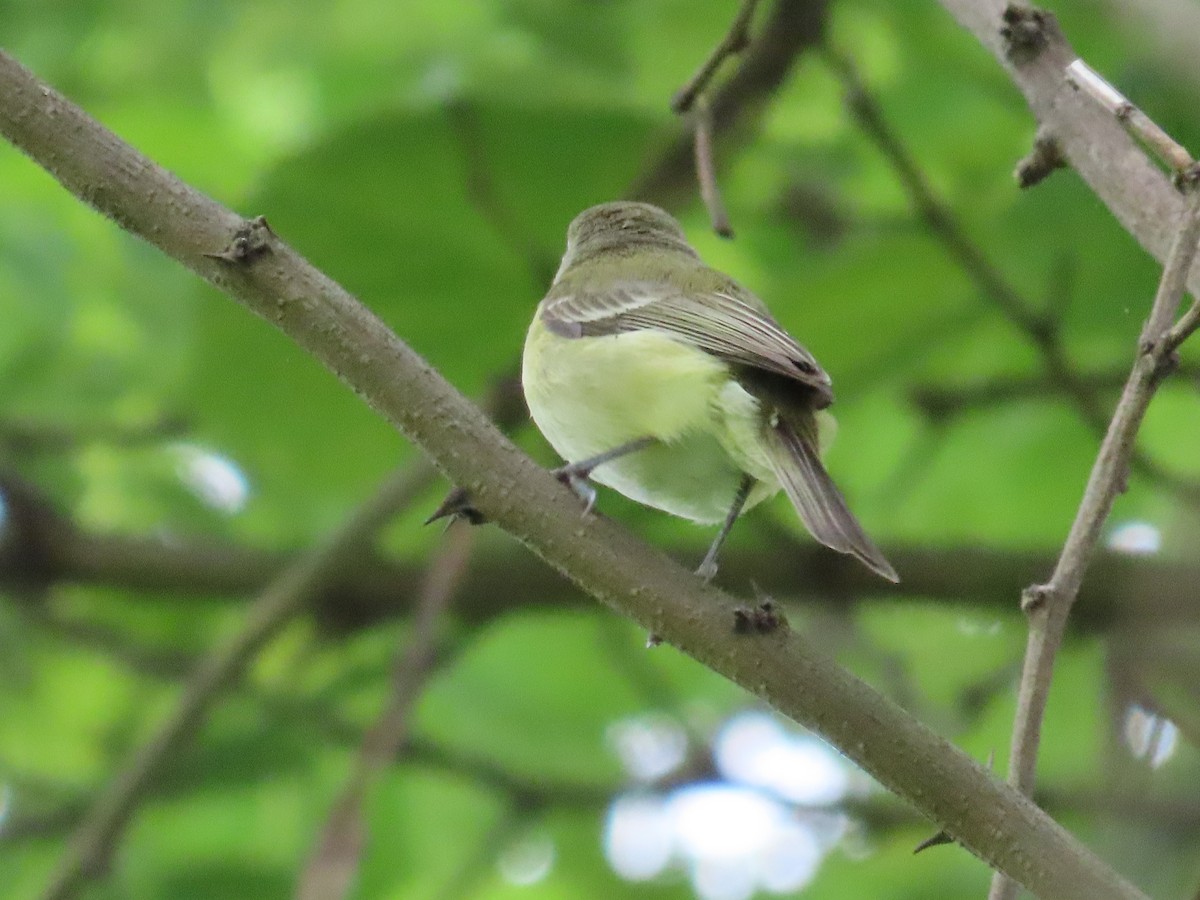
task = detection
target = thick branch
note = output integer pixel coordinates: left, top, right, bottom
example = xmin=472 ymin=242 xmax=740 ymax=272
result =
xmin=938 ymin=0 xmax=1200 ymax=293
xmin=12 ymin=497 xmax=1200 ymax=635
xmin=0 ymin=50 xmax=1144 ymax=899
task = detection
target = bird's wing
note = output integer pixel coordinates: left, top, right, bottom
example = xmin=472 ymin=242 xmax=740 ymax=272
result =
xmin=540 ymin=279 xmax=832 ymax=395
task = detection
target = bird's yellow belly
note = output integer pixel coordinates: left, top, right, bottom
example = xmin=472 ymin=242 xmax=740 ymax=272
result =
xmin=522 ymin=320 xmax=778 ymax=523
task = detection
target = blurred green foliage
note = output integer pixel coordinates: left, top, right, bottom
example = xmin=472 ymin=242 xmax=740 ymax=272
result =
xmin=2 ymin=0 xmax=1199 ymax=897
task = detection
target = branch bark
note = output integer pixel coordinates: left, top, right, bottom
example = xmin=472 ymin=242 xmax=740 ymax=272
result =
xmin=990 ymin=185 xmax=1200 ymax=900
xmin=0 ymin=49 xmax=1145 ymax=900
xmin=937 ymin=0 xmax=1200 ymax=291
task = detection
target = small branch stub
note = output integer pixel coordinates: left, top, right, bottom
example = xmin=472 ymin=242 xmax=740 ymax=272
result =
xmin=733 ymin=600 xmax=788 ymax=635
xmin=693 ymin=96 xmax=734 ymax=238
xmin=204 ymin=215 xmax=274 ymax=263
xmin=1014 ymin=128 xmax=1067 ymax=188
xmin=425 ymin=486 xmax=487 ymax=527
xmin=1000 ymin=5 xmax=1053 ymax=66
xmin=1020 ymin=583 xmax=1051 ymax=614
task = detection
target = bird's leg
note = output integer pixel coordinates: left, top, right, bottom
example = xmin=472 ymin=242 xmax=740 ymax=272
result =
xmin=553 ymin=436 xmax=656 ymax=514
xmin=695 ymin=474 xmax=754 ymax=582
xmin=427 ymin=437 xmax=656 ymax=527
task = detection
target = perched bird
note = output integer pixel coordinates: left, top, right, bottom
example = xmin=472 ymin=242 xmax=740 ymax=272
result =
xmin=521 ymin=201 xmax=897 ymax=583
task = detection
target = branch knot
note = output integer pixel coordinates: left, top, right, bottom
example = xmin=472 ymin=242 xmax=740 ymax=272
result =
xmin=1000 ymin=5 xmax=1054 ymax=66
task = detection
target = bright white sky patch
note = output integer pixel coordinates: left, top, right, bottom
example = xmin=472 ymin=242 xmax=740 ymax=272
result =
xmin=714 ymin=711 xmax=849 ymax=806
xmin=604 ymin=794 xmax=674 ymax=881
xmin=758 ymin=819 xmax=823 ymax=893
xmin=668 ymin=784 xmax=785 ymax=862
xmin=497 ymin=831 xmax=555 ymax=886
xmin=1107 ymin=520 xmax=1162 ymax=556
xmin=605 ymin=712 xmax=850 ymax=895
xmin=170 ymin=442 xmax=249 ymax=514
xmin=607 ymin=713 xmax=688 ymax=782
xmin=1123 ymin=704 xmax=1178 ymax=769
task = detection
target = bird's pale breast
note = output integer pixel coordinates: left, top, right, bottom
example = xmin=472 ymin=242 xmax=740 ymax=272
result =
xmin=522 ymin=316 xmax=779 ymax=522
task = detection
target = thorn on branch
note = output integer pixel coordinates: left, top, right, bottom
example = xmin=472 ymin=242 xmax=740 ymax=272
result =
xmin=1000 ymin=5 xmax=1054 ymax=66
xmin=204 ymin=215 xmax=274 ymax=263
xmin=425 ymin=486 xmax=487 ymax=527
xmin=914 ymin=750 xmax=994 ymax=854
xmin=1014 ymin=129 xmax=1066 ymax=189
xmin=913 ymin=829 xmax=954 ymax=854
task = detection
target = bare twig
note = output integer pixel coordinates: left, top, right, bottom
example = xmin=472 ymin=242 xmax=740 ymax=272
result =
xmin=692 ymin=95 xmax=734 ymax=237
xmin=0 ymin=49 xmax=1148 ymax=898
xmin=445 ymin=103 xmax=559 ymax=288
xmin=1065 ymin=59 xmax=1194 ymax=176
xmin=1014 ymin=126 xmax=1066 ymax=188
xmin=989 ymin=181 xmax=1200 ymax=900
xmin=671 ymin=0 xmax=766 ymax=236
xmin=295 ymin=523 xmax=471 ymax=900
xmin=0 ymin=414 xmax=186 ymax=456
xmin=910 ymin=361 xmax=1200 ymax=420
xmin=670 ymin=0 xmax=762 ymax=113
xmin=40 ymin=465 xmax=434 ymax=900
xmin=826 ymin=50 xmax=1048 ymax=336
xmin=631 ymin=0 xmax=829 ymax=211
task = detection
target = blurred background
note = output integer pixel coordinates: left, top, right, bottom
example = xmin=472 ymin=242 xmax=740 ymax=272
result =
xmin=2 ymin=0 xmax=1199 ymax=897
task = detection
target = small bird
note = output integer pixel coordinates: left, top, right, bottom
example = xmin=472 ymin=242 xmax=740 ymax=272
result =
xmin=521 ymin=201 xmax=898 ymax=583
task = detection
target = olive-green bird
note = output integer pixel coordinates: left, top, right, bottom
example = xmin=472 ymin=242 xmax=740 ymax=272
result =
xmin=521 ymin=201 xmax=898 ymax=583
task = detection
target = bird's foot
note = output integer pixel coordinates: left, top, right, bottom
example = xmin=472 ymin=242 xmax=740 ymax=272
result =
xmin=551 ymin=463 xmax=598 ymax=515
xmin=694 ymin=558 xmax=719 ymax=583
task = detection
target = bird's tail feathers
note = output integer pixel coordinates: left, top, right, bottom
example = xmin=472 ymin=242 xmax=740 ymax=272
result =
xmin=764 ymin=414 xmax=899 ymax=583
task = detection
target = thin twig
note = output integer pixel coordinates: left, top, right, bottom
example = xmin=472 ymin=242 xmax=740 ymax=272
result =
xmin=295 ymin=523 xmax=471 ymax=900
xmin=1066 ymin=59 xmax=1194 ymax=176
xmin=670 ymin=0 xmax=762 ymax=113
xmin=910 ymin=361 xmax=1200 ymax=420
xmin=656 ymin=0 xmax=828 ymax=235
xmin=692 ymin=95 xmax=734 ymax=237
xmin=631 ymin=0 xmax=830 ymax=211
xmin=989 ymin=181 xmax=1200 ymax=900
xmin=0 ymin=414 xmax=187 ymax=456
xmin=40 ymin=465 xmax=435 ymax=900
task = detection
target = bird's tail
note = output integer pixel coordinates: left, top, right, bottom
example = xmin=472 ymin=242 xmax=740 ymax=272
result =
xmin=763 ymin=412 xmax=899 ymax=583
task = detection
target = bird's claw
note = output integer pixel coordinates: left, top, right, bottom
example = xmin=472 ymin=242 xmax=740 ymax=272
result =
xmin=694 ymin=558 xmax=719 ymax=583
xmin=553 ymin=465 xmax=597 ymax=516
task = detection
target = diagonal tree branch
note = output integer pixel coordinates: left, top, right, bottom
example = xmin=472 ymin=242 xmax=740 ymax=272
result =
xmin=9 ymin=464 xmax=1200 ymax=637
xmin=990 ymin=183 xmax=1200 ymax=900
xmin=938 ymin=0 xmax=1200 ymax=290
xmin=0 ymin=50 xmax=1145 ymax=899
